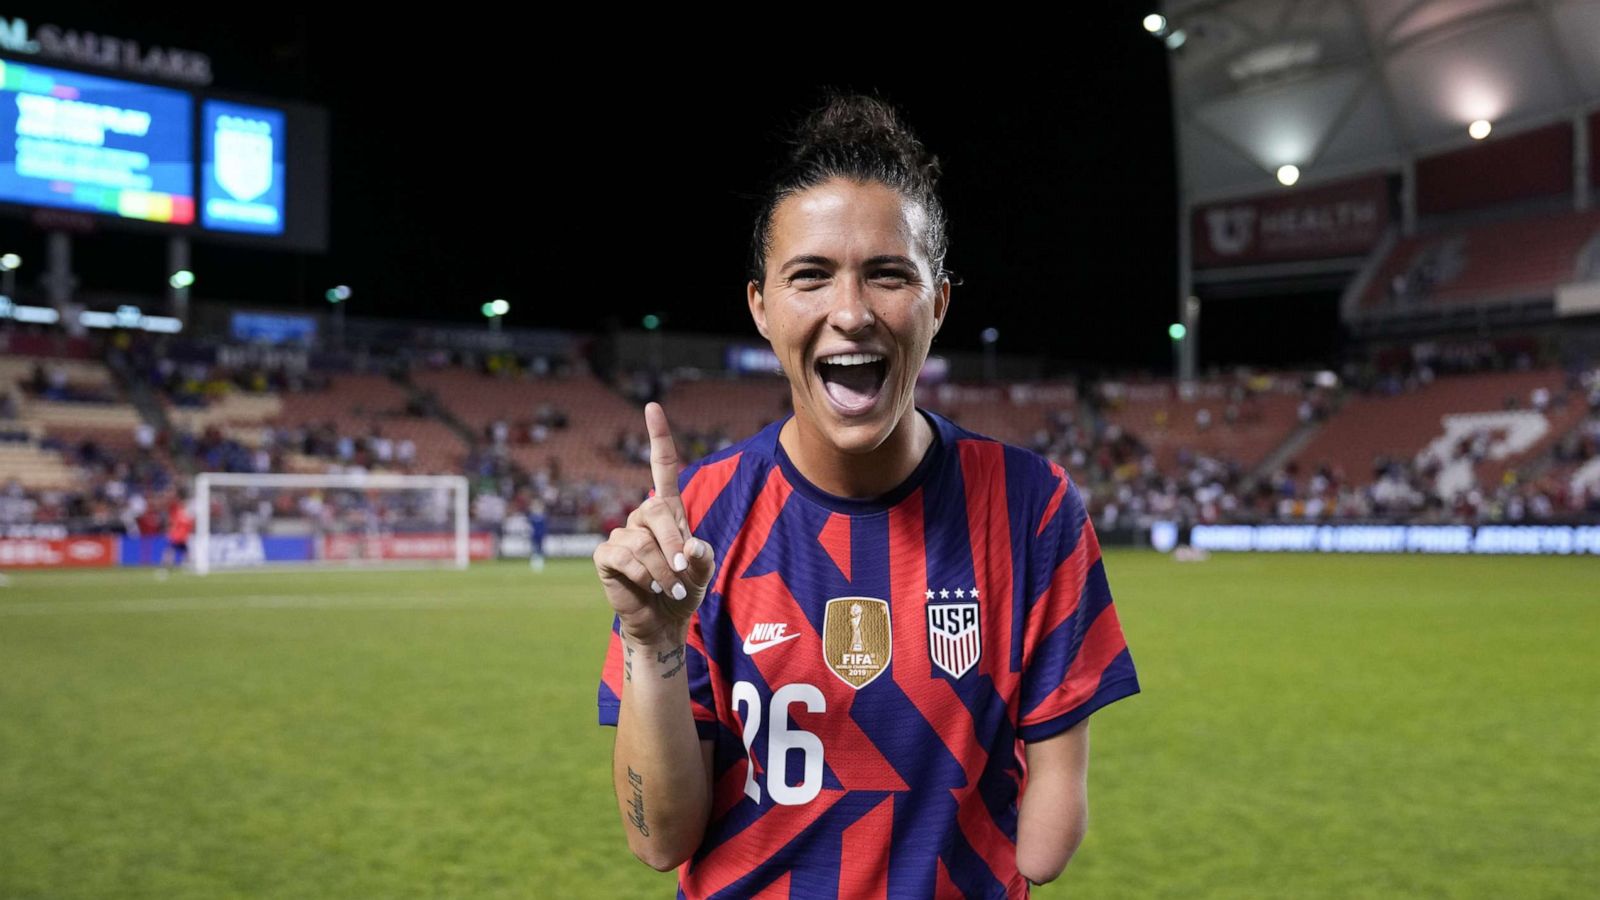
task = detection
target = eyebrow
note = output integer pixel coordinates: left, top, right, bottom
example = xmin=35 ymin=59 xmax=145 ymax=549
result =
xmin=779 ymin=254 xmax=833 ymax=272
xmin=778 ymin=254 xmax=919 ymax=271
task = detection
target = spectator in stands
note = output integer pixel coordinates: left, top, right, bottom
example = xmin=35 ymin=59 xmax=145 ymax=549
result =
xmin=0 ymin=479 xmax=33 ymax=524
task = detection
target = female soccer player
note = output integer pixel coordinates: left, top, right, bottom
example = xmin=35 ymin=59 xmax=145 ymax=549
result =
xmin=596 ymin=92 xmax=1138 ymax=898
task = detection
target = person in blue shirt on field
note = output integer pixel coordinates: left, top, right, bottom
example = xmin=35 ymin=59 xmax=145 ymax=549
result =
xmin=528 ymin=499 xmax=548 ymax=572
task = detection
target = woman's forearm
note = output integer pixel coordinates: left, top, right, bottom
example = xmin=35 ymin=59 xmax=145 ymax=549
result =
xmin=1015 ymin=720 xmax=1091 ymax=884
xmin=612 ymin=634 xmax=711 ymax=871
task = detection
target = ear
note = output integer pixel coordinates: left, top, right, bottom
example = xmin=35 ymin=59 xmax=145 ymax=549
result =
xmin=747 ymin=280 xmax=770 ymax=340
xmin=930 ymin=276 xmax=951 ymax=338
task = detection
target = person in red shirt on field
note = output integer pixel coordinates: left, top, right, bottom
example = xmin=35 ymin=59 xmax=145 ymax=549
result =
xmin=162 ymin=492 xmax=195 ymax=573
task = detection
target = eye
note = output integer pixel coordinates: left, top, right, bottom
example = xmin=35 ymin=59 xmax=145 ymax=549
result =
xmin=789 ymin=269 xmax=829 ymax=287
xmin=872 ymin=269 xmax=913 ymax=285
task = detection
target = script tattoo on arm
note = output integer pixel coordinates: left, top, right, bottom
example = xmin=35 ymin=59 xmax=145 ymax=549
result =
xmin=657 ymin=644 xmax=685 ymax=679
xmin=624 ymin=641 xmax=634 ymax=682
xmin=626 ymin=767 xmax=650 ymax=836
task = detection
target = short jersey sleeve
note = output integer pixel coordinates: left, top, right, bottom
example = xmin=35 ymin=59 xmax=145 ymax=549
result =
xmin=597 ymin=611 xmax=721 ymax=740
xmin=1016 ymin=469 xmax=1140 ymax=742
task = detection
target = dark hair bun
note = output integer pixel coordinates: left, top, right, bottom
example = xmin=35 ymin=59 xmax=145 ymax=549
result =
xmin=790 ymin=93 xmax=942 ymax=185
xmin=749 ymin=91 xmax=950 ymax=287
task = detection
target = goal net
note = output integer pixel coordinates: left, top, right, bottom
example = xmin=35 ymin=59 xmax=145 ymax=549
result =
xmin=192 ymin=472 xmax=471 ymax=575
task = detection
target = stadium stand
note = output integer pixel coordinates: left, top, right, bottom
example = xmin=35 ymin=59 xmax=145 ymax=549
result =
xmin=1364 ymin=211 xmax=1600 ymax=311
xmin=1095 ymin=376 xmax=1313 ymax=472
xmin=0 ymin=444 xmax=79 ymax=491
xmin=6 ymin=317 xmax=1600 ymax=537
xmin=1290 ymin=367 xmax=1587 ymax=498
xmin=265 ymin=373 xmax=466 ymax=474
xmin=0 ymin=354 xmax=149 ymax=490
xmin=1414 ymin=121 xmax=1575 ymax=217
xmin=412 ymin=364 xmax=641 ymax=486
xmin=916 ymin=382 xmax=1081 ymax=447
xmin=662 ymin=374 xmax=791 ymax=446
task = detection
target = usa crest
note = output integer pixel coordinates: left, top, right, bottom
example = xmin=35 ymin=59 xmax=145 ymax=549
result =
xmin=927 ymin=603 xmax=981 ymax=678
xmin=216 ymin=118 xmax=275 ymax=203
xmin=822 ymin=597 xmax=891 ymax=689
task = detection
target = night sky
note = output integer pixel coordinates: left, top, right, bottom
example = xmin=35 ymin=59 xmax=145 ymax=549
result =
xmin=2 ymin=8 xmax=1193 ymax=373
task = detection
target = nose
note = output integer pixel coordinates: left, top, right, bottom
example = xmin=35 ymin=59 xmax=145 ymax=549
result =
xmin=827 ymin=277 xmax=876 ymax=335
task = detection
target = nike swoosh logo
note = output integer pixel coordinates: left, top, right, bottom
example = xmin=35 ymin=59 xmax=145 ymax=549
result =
xmin=742 ymin=632 xmax=802 ymax=655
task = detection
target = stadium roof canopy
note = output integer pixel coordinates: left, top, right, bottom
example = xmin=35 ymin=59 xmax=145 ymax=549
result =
xmin=1163 ymin=0 xmax=1600 ymax=203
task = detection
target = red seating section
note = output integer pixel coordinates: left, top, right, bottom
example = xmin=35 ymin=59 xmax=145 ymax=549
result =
xmin=1363 ymin=211 xmax=1600 ymax=310
xmin=1292 ymin=369 xmax=1584 ymax=488
xmin=411 ymin=368 xmax=642 ymax=485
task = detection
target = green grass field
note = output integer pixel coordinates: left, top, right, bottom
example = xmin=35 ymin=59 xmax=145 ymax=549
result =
xmin=1 ymin=552 xmax=1596 ymax=899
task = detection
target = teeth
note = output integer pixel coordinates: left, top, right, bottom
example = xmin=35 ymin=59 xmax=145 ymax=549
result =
xmin=818 ymin=353 xmax=885 ymax=367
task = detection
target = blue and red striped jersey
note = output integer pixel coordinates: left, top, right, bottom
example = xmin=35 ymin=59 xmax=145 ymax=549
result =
xmin=599 ymin=409 xmax=1139 ymax=899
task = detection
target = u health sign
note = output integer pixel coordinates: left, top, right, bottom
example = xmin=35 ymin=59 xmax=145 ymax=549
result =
xmin=1194 ymin=175 xmax=1390 ymax=268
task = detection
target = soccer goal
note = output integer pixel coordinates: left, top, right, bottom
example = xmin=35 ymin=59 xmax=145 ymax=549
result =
xmin=192 ymin=472 xmax=472 ymax=575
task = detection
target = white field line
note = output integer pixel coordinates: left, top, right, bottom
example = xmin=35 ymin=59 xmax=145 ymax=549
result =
xmin=0 ymin=593 xmax=537 ymax=616
xmin=0 ymin=564 xmax=466 ymax=585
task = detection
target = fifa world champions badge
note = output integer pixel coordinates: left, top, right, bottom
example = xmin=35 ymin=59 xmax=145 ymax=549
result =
xmin=822 ymin=597 xmax=891 ymax=689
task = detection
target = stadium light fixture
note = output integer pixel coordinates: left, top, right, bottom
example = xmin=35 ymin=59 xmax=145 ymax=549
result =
xmin=0 ymin=253 xmax=19 ymax=271
xmin=1468 ymin=119 xmax=1492 ymax=140
xmin=1276 ymin=165 xmax=1300 ymax=187
xmin=1165 ymin=29 xmax=1186 ymax=49
xmin=1143 ymin=13 xmax=1166 ymax=33
xmin=1169 ymin=323 xmax=1187 ymax=341
xmin=642 ymin=314 xmax=661 ymax=331
xmin=480 ymin=302 xmax=495 ymax=318
xmin=169 ymin=269 xmax=195 ymax=289
xmin=980 ymin=327 xmax=999 ymax=345
xmin=490 ymin=298 xmax=510 ymax=317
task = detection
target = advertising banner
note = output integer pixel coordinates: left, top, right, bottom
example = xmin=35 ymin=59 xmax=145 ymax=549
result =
xmin=1193 ymin=175 xmax=1389 ymax=268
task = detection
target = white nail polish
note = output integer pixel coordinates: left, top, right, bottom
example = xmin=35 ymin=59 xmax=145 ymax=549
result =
xmin=650 ymin=580 xmax=662 ymax=594
xmin=671 ymin=583 xmax=687 ymax=601
xmin=672 ymin=553 xmax=687 ymax=572
xmin=689 ymin=539 xmax=705 ymax=559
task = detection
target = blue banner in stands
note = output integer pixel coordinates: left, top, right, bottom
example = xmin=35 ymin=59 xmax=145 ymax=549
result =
xmin=231 ymin=312 xmax=317 ymax=345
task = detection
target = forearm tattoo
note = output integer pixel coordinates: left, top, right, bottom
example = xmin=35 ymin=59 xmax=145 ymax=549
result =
xmin=627 ymin=767 xmax=650 ymax=836
xmin=657 ymin=644 xmax=685 ymax=679
xmin=624 ymin=641 xmax=634 ymax=682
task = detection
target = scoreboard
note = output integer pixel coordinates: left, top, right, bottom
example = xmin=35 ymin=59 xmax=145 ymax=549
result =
xmin=0 ymin=60 xmax=193 ymax=223
xmin=0 ymin=58 xmax=326 ymax=251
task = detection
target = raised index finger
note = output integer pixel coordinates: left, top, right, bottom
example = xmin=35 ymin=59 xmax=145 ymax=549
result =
xmin=644 ymin=401 xmax=682 ymax=501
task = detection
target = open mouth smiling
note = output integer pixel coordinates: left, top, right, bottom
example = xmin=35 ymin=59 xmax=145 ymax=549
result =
xmin=814 ymin=351 xmax=890 ymax=417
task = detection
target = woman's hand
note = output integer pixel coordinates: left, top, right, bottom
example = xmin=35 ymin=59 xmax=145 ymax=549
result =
xmin=593 ymin=402 xmax=716 ymax=648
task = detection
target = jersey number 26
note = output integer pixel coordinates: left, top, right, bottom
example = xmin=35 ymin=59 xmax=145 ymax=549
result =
xmin=732 ymin=681 xmax=825 ymax=806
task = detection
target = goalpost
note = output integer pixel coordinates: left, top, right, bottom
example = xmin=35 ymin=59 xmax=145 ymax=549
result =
xmin=192 ymin=472 xmax=472 ymax=575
